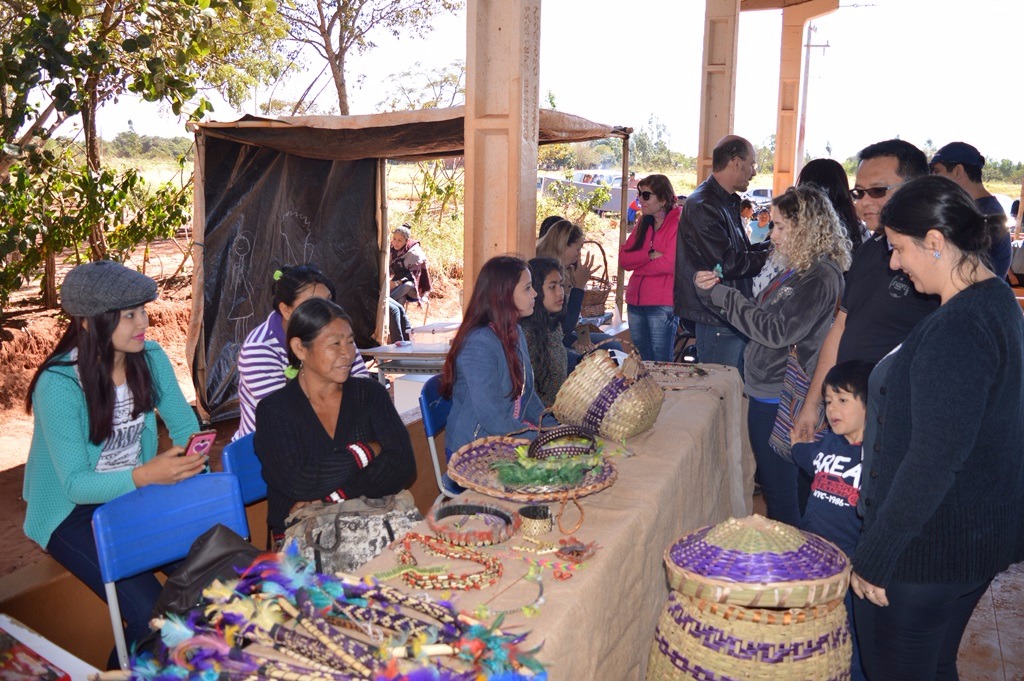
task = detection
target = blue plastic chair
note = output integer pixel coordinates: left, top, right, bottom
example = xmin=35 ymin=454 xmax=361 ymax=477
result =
xmin=419 ymin=374 xmax=456 ymax=504
xmin=92 ymin=472 xmax=249 ymax=669
xmin=222 ymin=433 xmax=267 ymax=505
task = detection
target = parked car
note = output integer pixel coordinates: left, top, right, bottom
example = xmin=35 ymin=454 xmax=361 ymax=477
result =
xmin=742 ymin=187 xmax=772 ymax=207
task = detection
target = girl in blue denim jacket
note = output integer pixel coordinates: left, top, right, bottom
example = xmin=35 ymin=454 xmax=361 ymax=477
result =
xmin=440 ymin=256 xmax=557 ymax=481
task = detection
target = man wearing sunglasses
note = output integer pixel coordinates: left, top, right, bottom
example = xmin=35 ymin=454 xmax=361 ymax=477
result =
xmin=929 ymin=141 xmax=1012 ymax=279
xmin=674 ymin=135 xmax=770 ymax=372
xmin=793 ymin=139 xmax=937 ymax=444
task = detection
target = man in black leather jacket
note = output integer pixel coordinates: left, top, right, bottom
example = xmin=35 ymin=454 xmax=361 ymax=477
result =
xmin=674 ymin=135 xmax=769 ymax=372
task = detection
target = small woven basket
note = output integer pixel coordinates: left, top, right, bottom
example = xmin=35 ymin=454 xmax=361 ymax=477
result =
xmin=446 ymin=435 xmax=617 ymax=503
xmin=579 ymin=240 xmax=612 ymax=318
xmin=647 ymin=591 xmax=852 ymax=681
xmin=552 ymin=348 xmax=664 ymax=441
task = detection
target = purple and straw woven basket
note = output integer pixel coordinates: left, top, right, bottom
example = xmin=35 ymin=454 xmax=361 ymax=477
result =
xmin=664 ymin=515 xmax=851 ymax=609
xmin=447 ymin=435 xmax=618 ymax=503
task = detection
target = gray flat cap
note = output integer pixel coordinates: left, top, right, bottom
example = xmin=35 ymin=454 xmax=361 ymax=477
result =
xmin=61 ymin=261 xmax=158 ymax=317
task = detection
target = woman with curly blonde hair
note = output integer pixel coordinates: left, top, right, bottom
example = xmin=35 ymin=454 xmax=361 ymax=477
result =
xmin=694 ymin=185 xmax=851 ymax=526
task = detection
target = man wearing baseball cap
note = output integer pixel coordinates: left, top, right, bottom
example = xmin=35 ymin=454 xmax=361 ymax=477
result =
xmin=930 ymin=141 xmax=1012 ymax=278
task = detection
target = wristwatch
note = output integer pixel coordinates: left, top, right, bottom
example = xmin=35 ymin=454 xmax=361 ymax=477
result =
xmin=648 ymin=247 xmax=656 ymax=259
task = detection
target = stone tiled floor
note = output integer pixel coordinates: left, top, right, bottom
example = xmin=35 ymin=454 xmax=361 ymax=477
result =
xmin=960 ymin=560 xmax=1024 ymax=681
xmin=751 ymin=494 xmax=1023 ymax=679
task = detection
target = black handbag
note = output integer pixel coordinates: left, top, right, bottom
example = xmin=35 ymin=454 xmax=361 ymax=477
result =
xmin=151 ymin=524 xmax=261 ymax=617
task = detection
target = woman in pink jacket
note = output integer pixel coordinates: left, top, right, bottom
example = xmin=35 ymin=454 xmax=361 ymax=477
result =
xmin=619 ymin=174 xmax=681 ymax=361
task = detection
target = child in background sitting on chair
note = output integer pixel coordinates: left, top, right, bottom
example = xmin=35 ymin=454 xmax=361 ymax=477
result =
xmin=791 ymin=359 xmax=873 ymax=681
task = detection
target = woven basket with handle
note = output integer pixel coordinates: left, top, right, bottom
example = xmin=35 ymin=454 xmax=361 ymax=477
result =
xmin=579 ymin=240 xmax=612 ymax=318
xmin=552 ymin=346 xmax=664 ymax=441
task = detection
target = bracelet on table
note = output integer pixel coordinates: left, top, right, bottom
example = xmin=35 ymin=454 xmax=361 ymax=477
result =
xmin=394 ymin=532 xmax=502 ymax=590
xmin=510 ymin=535 xmax=558 ymax=554
xmin=426 ymin=502 xmax=520 ymax=547
xmin=518 ymin=505 xmax=552 ymax=538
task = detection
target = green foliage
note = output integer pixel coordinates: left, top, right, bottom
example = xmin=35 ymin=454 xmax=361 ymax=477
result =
xmin=105 ymin=130 xmax=192 ymax=160
xmin=982 ymin=159 xmax=1024 ymax=185
xmin=754 ymin=134 xmax=775 ymax=174
xmin=539 ymin=171 xmax=611 ymax=225
xmin=630 ymin=115 xmax=674 ymax=170
xmin=0 ymin=144 xmax=192 ymax=310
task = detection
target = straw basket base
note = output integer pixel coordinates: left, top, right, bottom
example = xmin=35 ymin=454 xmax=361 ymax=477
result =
xmin=647 ymin=591 xmax=852 ymax=681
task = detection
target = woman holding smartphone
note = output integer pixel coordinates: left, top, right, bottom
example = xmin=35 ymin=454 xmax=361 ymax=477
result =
xmin=22 ymin=261 xmax=205 ymax=667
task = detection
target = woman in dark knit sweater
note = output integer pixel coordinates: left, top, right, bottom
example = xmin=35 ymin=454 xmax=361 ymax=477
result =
xmin=254 ymin=298 xmax=415 ymax=535
xmin=850 ymin=176 xmax=1024 ymax=680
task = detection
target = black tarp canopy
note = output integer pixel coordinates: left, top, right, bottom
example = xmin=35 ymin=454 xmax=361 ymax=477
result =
xmin=186 ymin=106 xmax=628 ymax=422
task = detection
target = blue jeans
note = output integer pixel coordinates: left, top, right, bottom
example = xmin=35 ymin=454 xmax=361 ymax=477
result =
xmin=695 ymin=322 xmax=747 ymax=373
xmin=747 ymin=397 xmax=801 ymax=527
xmin=47 ymin=504 xmax=163 ymax=668
xmin=853 ymin=578 xmax=990 ymax=681
xmin=627 ymin=305 xmax=676 ymax=362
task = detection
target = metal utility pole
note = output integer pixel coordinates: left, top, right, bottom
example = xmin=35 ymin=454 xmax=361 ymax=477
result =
xmin=795 ymin=22 xmax=829 ymax=179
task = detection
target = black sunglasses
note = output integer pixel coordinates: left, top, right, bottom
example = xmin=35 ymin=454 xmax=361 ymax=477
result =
xmin=637 ymin=190 xmax=654 ymax=200
xmin=849 ymin=182 xmax=905 ymax=201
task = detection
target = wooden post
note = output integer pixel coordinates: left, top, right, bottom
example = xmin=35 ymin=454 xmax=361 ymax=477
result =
xmin=463 ymin=0 xmax=542 ymax=305
xmin=771 ymin=0 xmax=838 ymax=195
xmin=697 ymin=0 xmax=741 ymax=181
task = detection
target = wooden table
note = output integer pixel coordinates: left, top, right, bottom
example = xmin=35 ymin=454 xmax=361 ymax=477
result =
xmin=361 ymin=341 xmax=450 ymax=386
xmin=364 ymin=364 xmax=754 ymax=680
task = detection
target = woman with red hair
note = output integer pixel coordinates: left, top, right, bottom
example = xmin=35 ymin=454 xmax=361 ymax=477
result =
xmin=440 ymin=255 xmax=555 ymax=492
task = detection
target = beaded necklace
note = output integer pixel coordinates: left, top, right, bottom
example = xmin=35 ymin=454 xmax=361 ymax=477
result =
xmin=395 ymin=533 xmax=503 ymax=590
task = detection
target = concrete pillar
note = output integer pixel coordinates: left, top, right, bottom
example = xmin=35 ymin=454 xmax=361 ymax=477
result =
xmin=772 ymin=0 xmax=838 ymax=195
xmin=463 ymin=0 xmax=541 ymax=304
xmin=697 ymin=0 xmax=741 ymax=181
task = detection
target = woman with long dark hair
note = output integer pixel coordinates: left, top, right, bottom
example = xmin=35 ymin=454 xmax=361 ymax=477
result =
xmin=440 ymin=256 xmax=554 ymax=490
xmin=620 ymin=174 xmax=681 ymax=361
xmin=520 ymin=257 xmax=568 ymax=407
xmin=850 ymin=176 xmax=1024 ymax=679
xmin=23 ymin=261 xmax=206 ymax=666
xmin=234 ymin=264 xmax=370 ymax=440
xmin=254 ymin=298 xmax=415 ymax=536
xmin=798 ymin=158 xmax=865 ymax=256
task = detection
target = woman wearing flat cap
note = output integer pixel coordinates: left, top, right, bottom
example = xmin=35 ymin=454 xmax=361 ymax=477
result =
xmin=22 ymin=260 xmax=205 ymax=668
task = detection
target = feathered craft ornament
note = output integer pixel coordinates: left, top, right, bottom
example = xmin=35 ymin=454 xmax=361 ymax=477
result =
xmin=114 ymin=542 xmax=546 ymax=680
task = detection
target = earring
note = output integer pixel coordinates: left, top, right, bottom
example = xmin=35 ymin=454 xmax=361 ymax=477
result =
xmin=933 ymin=251 xmax=941 ymax=259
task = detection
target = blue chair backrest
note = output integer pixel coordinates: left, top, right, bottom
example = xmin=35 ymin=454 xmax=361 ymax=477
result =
xmin=419 ymin=374 xmax=452 ymax=437
xmin=222 ymin=433 xmax=267 ymax=505
xmin=92 ymin=472 xmax=249 ymax=584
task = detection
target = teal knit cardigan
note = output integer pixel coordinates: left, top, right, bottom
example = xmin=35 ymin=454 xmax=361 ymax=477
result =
xmin=22 ymin=341 xmax=198 ymax=548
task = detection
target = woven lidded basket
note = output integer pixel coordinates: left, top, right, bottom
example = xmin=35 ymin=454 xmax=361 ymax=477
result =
xmin=647 ymin=590 xmax=851 ymax=681
xmin=665 ymin=515 xmax=850 ymax=609
xmin=552 ymin=348 xmax=664 ymax=441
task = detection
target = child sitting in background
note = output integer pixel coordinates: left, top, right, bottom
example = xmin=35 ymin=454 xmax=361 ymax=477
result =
xmin=792 ymin=359 xmax=873 ymax=681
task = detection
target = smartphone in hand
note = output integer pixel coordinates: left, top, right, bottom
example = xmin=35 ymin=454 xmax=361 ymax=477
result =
xmin=181 ymin=429 xmax=217 ymax=457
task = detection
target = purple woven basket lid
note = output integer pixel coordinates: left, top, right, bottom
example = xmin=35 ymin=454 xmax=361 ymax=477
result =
xmin=664 ymin=515 xmax=850 ymax=608
xmin=670 ymin=525 xmax=847 ymax=583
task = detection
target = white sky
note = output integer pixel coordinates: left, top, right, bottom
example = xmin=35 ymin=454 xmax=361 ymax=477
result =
xmin=96 ymin=0 xmax=1024 ymax=164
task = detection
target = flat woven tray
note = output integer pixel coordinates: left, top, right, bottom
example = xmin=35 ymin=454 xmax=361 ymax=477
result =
xmin=664 ymin=515 xmax=850 ymax=609
xmin=447 ymin=435 xmax=617 ymax=503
